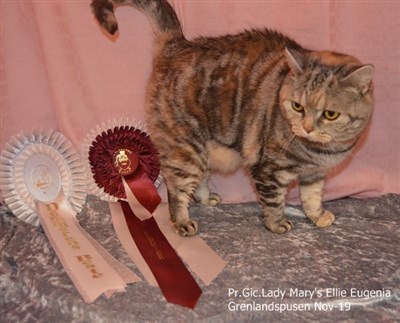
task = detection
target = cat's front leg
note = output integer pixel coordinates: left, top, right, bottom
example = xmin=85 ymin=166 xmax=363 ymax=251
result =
xmin=299 ymin=178 xmax=335 ymax=228
xmin=167 ymin=185 xmax=198 ymax=237
xmin=251 ymin=169 xmax=294 ymax=234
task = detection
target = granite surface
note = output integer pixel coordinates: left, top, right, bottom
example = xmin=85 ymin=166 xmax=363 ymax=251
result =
xmin=1 ymin=194 xmax=399 ymax=322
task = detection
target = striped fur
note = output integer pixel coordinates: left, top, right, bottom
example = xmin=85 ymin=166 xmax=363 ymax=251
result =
xmin=92 ymin=0 xmax=374 ymax=236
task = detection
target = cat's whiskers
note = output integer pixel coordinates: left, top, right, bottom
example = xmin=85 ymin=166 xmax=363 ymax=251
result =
xmin=328 ymin=136 xmax=365 ymax=168
xmin=261 ymin=128 xmax=301 ymax=157
xmin=280 ymin=132 xmax=298 ymax=154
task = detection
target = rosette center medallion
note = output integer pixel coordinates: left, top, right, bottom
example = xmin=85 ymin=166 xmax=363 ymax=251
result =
xmin=112 ymin=148 xmax=138 ymax=176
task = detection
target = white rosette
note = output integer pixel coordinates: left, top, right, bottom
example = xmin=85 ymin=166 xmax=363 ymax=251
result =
xmin=0 ymin=130 xmax=139 ymax=303
xmin=0 ymin=130 xmax=86 ymax=226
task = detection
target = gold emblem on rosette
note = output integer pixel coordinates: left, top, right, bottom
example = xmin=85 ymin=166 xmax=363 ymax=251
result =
xmin=112 ymin=148 xmax=139 ymax=176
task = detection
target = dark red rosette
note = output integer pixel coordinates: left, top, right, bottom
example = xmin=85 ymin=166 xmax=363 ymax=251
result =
xmin=89 ymin=126 xmax=160 ymax=199
xmin=86 ymin=124 xmax=161 ymax=200
xmin=83 ymin=120 xmax=204 ymax=309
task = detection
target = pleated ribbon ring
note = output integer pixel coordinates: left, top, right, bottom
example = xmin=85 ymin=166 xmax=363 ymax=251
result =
xmin=83 ymin=119 xmax=226 ymax=309
xmin=0 ymin=131 xmax=138 ymax=303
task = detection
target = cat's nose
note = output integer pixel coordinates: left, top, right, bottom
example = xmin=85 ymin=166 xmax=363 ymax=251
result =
xmin=303 ymin=118 xmax=314 ymax=133
xmin=304 ymin=126 xmax=313 ymax=134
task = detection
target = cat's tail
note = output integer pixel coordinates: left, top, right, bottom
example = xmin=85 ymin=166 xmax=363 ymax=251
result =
xmin=91 ymin=0 xmax=183 ymax=40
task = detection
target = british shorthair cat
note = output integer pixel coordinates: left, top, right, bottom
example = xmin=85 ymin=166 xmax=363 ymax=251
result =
xmin=91 ymin=0 xmax=374 ymax=236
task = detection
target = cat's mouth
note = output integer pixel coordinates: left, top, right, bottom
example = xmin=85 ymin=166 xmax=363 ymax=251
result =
xmin=291 ymin=125 xmax=332 ymax=144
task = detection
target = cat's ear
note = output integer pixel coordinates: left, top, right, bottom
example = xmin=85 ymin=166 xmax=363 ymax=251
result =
xmin=285 ymin=47 xmax=307 ymax=73
xmin=341 ymin=65 xmax=374 ymax=94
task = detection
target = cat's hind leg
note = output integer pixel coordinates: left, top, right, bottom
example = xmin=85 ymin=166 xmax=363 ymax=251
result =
xmin=192 ymin=172 xmax=221 ymax=206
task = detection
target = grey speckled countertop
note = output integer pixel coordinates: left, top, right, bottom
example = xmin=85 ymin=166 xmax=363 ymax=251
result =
xmin=1 ymin=194 xmax=399 ymax=322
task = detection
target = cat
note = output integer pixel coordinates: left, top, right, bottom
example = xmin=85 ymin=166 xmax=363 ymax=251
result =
xmin=91 ymin=0 xmax=374 ymax=236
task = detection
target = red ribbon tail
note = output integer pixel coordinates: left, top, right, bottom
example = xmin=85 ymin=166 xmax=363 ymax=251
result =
xmin=119 ymin=201 xmax=202 ymax=308
xmin=124 ymin=166 xmax=161 ymax=214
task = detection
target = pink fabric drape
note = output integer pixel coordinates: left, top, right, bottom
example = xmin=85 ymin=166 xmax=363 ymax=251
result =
xmin=1 ymin=1 xmax=399 ymax=203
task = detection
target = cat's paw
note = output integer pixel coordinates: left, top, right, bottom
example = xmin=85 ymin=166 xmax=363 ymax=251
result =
xmin=193 ymin=192 xmax=221 ymax=206
xmin=208 ymin=193 xmax=222 ymax=206
xmin=265 ymin=217 xmax=293 ymax=234
xmin=314 ymin=210 xmax=335 ymax=227
xmin=173 ymin=220 xmax=198 ymax=237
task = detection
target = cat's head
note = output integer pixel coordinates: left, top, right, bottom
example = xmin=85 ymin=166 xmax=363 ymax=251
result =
xmin=279 ymin=48 xmax=374 ymax=145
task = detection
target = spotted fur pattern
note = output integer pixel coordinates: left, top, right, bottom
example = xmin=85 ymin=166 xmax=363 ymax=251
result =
xmin=91 ymin=0 xmax=374 ymax=236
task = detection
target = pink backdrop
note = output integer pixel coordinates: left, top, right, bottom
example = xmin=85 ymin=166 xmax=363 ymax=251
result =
xmin=1 ymin=1 xmax=399 ymax=203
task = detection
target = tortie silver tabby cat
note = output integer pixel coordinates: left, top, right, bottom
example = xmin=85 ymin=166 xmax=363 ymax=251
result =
xmin=91 ymin=0 xmax=374 ymax=236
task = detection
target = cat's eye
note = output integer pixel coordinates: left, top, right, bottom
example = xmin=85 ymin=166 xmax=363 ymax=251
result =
xmin=323 ymin=110 xmax=341 ymax=121
xmin=291 ymin=101 xmax=304 ymax=113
